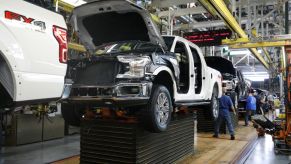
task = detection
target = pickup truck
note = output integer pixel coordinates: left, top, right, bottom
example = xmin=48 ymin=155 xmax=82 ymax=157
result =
xmin=205 ymin=56 xmax=249 ymax=107
xmin=61 ymin=0 xmax=222 ymax=132
xmin=0 ymin=0 xmax=67 ymax=108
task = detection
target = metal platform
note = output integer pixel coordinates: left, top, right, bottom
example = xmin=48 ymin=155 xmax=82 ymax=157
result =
xmin=5 ymin=113 xmax=64 ymax=146
xmin=196 ymin=109 xmax=238 ymax=133
xmin=80 ymin=114 xmax=194 ymax=164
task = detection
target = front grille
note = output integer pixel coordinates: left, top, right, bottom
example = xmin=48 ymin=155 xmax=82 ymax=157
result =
xmin=75 ymin=61 xmax=120 ymax=85
xmin=70 ymin=87 xmax=114 ymax=97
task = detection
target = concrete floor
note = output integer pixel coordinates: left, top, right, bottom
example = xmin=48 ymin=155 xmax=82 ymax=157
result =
xmin=0 ymin=135 xmax=80 ymax=164
xmin=244 ymin=134 xmax=291 ymax=164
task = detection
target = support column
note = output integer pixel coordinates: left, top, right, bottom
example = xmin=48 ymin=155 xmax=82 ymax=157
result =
xmin=285 ymin=1 xmax=289 ymax=34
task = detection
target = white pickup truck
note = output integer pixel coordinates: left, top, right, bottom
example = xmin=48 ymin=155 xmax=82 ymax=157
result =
xmin=61 ymin=0 xmax=222 ymax=132
xmin=0 ymin=0 xmax=67 ymax=108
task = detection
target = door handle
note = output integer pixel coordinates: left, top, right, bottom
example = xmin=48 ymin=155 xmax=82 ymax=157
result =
xmin=191 ymin=74 xmax=194 ymax=78
xmin=203 ymin=77 xmax=205 ymax=80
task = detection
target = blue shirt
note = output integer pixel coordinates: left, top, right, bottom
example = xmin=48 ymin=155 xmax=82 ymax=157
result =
xmin=219 ymin=95 xmax=233 ymax=116
xmin=246 ymin=95 xmax=256 ymax=110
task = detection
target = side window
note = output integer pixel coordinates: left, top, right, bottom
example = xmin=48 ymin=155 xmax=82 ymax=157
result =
xmin=174 ymin=41 xmax=189 ymax=93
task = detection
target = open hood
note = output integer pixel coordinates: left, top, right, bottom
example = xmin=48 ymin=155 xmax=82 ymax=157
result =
xmin=205 ymin=56 xmax=236 ymax=76
xmin=70 ymin=0 xmax=167 ymax=53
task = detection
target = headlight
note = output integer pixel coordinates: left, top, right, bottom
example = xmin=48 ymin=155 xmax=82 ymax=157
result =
xmin=116 ymin=56 xmax=151 ymax=78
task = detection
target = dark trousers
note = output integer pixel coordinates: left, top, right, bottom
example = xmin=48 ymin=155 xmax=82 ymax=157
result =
xmin=245 ymin=110 xmax=255 ymax=125
xmin=0 ymin=125 xmax=2 ymax=151
xmin=214 ymin=114 xmax=234 ymax=136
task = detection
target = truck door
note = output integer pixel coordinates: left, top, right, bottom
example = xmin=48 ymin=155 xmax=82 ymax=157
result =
xmin=170 ymin=38 xmax=199 ymax=102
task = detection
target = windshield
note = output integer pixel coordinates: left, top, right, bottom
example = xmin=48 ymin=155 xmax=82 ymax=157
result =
xmin=94 ymin=41 xmax=163 ymax=55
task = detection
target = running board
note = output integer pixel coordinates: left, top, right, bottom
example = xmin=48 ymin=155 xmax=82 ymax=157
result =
xmin=175 ymin=101 xmax=210 ymax=106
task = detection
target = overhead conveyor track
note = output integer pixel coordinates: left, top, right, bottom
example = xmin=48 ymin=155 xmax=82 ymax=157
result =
xmin=224 ymin=40 xmax=291 ymax=49
xmin=198 ymin=0 xmax=270 ymax=69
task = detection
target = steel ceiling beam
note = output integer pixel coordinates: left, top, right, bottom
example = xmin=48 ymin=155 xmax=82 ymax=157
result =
xmin=198 ymin=0 xmax=269 ymax=69
xmin=228 ymin=41 xmax=291 ymax=49
xmin=262 ymin=48 xmax=272 ymax=63
xmin=158 ymin=6 xmax=206 ymax=18
xmin=174 ymin=18 xmax=248 ymax=30
xmin=197 ymin=0 xmax=217 ymax=17
xmin=152 ymin=0 xmax=197 ymax=8
xmin=237 ymin=0 xmax=285 ymax=7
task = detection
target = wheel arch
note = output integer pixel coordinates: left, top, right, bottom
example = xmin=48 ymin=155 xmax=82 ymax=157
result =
xmin=152 ymin=67 xmax=176 ymax=101
xmin=0 ymin=50 xmax=15 ymax=102
xmin=211 ymin=82 xmax=221 ymax=99
xmin=213 ymin=82 xmax=219 ymax=95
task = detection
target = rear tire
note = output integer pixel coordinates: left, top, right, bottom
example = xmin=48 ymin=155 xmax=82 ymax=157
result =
xmin=61 ymin=103 xmax=84 ymax=127
xmin=141 ymin=85 xmax=172 ymax=133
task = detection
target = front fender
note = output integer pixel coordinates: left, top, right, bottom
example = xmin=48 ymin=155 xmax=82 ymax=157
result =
xmin=206 ymin=67 xmax=222 ymax=99
xmin=152 ymin=66 xmax=177 ymax=98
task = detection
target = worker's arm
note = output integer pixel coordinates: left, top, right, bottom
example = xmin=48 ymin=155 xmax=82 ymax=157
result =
xmin=229 ymin=97 xmax=236 ymax=115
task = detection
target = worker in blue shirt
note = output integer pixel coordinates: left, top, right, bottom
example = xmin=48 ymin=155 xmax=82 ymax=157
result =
xmin=245 ymin=89 xmax=256 ymax=126
xmin=213 ymin=87 xmax=236 ymax=140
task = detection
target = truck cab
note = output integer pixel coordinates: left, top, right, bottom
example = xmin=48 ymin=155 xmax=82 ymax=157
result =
xmin=163 ymin=36 xmax=222 ymax=104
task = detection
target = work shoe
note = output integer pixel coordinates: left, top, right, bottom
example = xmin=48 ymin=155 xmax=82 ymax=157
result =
xmin=213 ymin=134 xmax=218 ymax=138
xmin=231 ymin=135 xmax=235 ymax=140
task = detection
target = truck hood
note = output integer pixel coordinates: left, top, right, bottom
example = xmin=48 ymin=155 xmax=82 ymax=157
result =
xmin=70 ymin=0 xmax=167 ymax=53
xmin=205 ymin=56 xmax=236 ymax=76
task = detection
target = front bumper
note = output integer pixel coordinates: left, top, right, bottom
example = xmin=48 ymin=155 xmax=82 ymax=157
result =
xmin=61 ymin=82 xmax=152 ymax=107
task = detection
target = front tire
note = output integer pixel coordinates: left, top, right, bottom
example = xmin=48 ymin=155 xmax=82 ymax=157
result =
xmin=141 ymin=85 xmax=172 ymax=133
